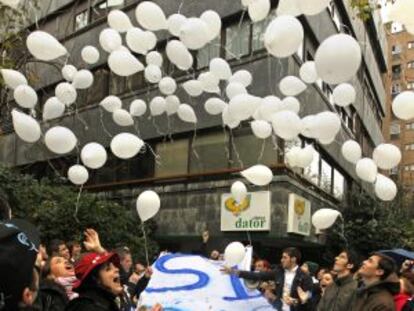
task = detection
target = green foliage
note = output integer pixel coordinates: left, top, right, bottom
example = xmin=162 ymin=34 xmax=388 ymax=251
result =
xmin=349 ymin=0 xmax=382 ymax=21
xmin=0 ymin=165 xmax=158 ymax=262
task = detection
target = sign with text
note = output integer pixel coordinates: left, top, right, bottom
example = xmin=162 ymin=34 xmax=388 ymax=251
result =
xmin=139 ymin=253 xmax=273 ymax=311
xmin=221 ymin=191 xmax=271 ymax=231
xmin=287 ymin=193 xmax=311 ymax=236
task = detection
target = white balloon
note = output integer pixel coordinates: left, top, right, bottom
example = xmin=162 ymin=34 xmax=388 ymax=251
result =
xmin=126 ymin=28 xmax=148 ymax=54
xmin=356 ymin=158 xmax=377 ymax=183
xmin=300 ymin=115 xmax=317 ymax=138
xmin=241 ymin=164 xmax=273 ymax=186
xmin=228 ymin=94 xmax=262 ymax=121
xmin=279 ymin=76 xmax=307 ymax=96
xmin=271 ymin=111 xmax=302 ymax=140
xmin=43 ymin=97 xmax=65 ymax=121
xmin=108 ymin=9 xmax=133 ymax=33
xmin=72 ymin=70 xmax=94 ymax=89
xmin=286 ymin=146 xmax=301 ymax=167
xmin=81 ymin=46 xmax=100 ymax=64
xmin=14 ymin=85 xmax=37 ymax=109
xmin=108 ymin=50 xmax=144 ymax=76
xmin=256 ymin=96 xmax=282 ymax=121
xmin=229 ymin=70 xmax=253 ymax=87
xmin=150 ymin=96 xmax=166 ymax=116
xmin=113 ymin=109 xmax=134 ymax=126
xmin=100 ymin=95 xmax=122 ymax=112
xmin=61 ymin=65 xmax=77 ymax=82
xmin=81 ymin=143 xmax=107 ymax=169
xmin=375 ymin=174 xmax=397 ymax=202
xmin=222 ymin=106 xmax=240 ymax=129
xmin=146 ymin=51 xmax=163 ymax=67
xmin=333 ymin=83 xmax=356 ymax=107
xmin=297 ymin=145 xmax=315 ymax=168
xmin=231 ymin=181 xmax=247 ymax=203
xmin=205 ymin=98 xmax=227 ymax=115
xmin=1 ymin=69 xmax=27 ymax=89
xmin=226 ymin=82 xmax=247 ymax=99
xmin=130 ymin=99 xmax=147 ymax=117
xmin=183 ymin=80 xmax=203 ymax=97
xmin=141 ymin=31 xmax=157 ymax=52
xmin=311 ymin=111 xmax=341 ymax=141
xmin=200 ymin=10 xmax=222 ymax=41
xmin=299 ymin=0 xmax=331 ymax=15
xmin=99 ymin=28 xmax=122 ymax=53
xmin=341 ymin=140 xmax=362 ymax=164
xmin=319 ymin=136 xmax=335 ymax=145
xmin=111 ymin=133 xmax=144 ymax=159
xmin=392 ymin=91 xmax=414 ymax=120
xmin=312 ymin=208 xmax=341 ymax=230
xmin=276 ymin=0 xmax=302 ymax=16
xmin=167 ymin=14 xmax=187 ymax=36
xmin=264 ymin=16 xmax=304 ymax=58
xmin=198 ymin=72 xmax=220 ymax=93
xmin=136 ymin=190 xmax=161 ymax=222
xmin=224 ymin=242 xmax=246 ymax=266
xmin=248 ymin=0 xmax=270 ymax=22
xmin=315 ymin=34 xmax=361 ymax=84
xmin=68 ymin=165 xmax=89 ymax=185
xmin=135 ymin=1 xmax=167 ymax=31
xmin=179 ymin=18 xmax=210 ymax=50
xmin=251 ymin=120 xmax=272 ymax=139
xmin=26 ymin=31 xmax=67 ymax=61
xmin=241 ymin=0 xmax=255 ymax=7
xmin=280 ymin=97 xmax=300 ymax=114
xmin=55 ymin=82 xmax=77 ymax=106
xmin=165 ymin=95 xmax=181 ymax=116
xmin=178 ymin=104 xmax=197 ymax=123
xmin=373 ymin=144 xmax=402 ymax=170
xmin=11 ymin=109 xmax=41 ymax=143
xmin=159 ymin=77 xmax=177 ymax=95
xmin=210 ymin=58 xmax=232 ymax=80
xmin=44 ymin=126 xmax=77 ymax=154
xmin=166 ymin=40 xmax=193 ymax=70
xmin=144 ymin=65 xmax=162 ymax=83
xmin=299 ymin=61 xmax=318 ymax=84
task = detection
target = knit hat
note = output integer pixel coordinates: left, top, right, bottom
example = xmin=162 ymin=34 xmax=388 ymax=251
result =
xmin=305 ymin=261 xmax=319 ymax=276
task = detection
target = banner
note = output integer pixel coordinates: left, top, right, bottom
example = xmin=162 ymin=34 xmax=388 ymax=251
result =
xmin=139 ymin=253 xmax=273 ymax=311
xmin=287 ymin=193 xmax=311 ymax=236
xmin=221 ymin=191 xmax=271 ymax=231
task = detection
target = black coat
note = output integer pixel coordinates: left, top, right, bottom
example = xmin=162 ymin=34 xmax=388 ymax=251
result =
xmin=34 ymin=279 xmax=68 ymax=311
xmin=238 ymin=266 xmax=313 ymax=311
xmin=65 ymin=287 xmax=120 ymax=311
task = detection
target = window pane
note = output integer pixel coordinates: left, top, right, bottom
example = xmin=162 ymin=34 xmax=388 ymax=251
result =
xmin=252 ymin=20 xmax=267 ymax=51
xmin=333 ymin=169 xmax=344 ymax=199
xmin=320 ymin=159 xmax=332 ymax=193
xmin=197 ymin=35 xmax=221 ymax=69
xmin=225 ymin=22 xmax=250 ymax=59
xmin=75 ymin=11 xmax=89 ymax=31
xmin=155 ymin=139 xmax=189 ymax=177
xmin=190 ymin=132 xmax=228 ymax=173
xmin=304 ymin=149 xmax=320 ymax=185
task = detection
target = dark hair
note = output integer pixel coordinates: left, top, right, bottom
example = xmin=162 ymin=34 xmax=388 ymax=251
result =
xmin=77 ymin=261 xmax=111 ymax=292
xmin=372 ymin=252 xmax=397 ymax=280
xmin=341 ymin=249 xmax=361 ymax=273
xmin=47 ymin=239 xmax=65 ymax=257
xmin=67 ymin=241 xmax=80 ymax=258
xmin=0 ymin=195 xmax=11 ymax=221
xmin=115 ymin=246 xmax=131 ymax=261
xmin=282 ymin=247 xmax=302 ymax=264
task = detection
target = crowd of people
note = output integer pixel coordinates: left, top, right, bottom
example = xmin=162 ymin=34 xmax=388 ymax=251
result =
xmin=1 ymin=218 xmax=414 ymax=311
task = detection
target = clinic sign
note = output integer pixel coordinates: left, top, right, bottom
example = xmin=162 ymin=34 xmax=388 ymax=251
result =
xmin=221 ymin=191 xmax=271 ymax=231
xmin=287 ymin=193 xmax=311 ymax=236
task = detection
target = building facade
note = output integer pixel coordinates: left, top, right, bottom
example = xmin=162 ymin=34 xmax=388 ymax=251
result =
xmin=0 ymin=0 xmax=387 ymax=260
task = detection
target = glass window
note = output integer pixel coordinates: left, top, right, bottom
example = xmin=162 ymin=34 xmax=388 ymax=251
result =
xmin=320 ymin=159 xmax=332 ymax=193
xmin=392 ymin=82 xmax=401 ymax=94
xmin=197 ymin=35 xmax=221 ymax=69
xmin=392 ymin=45 xmax=402 ymax=55
xmin=252 ymin=20 xmax=267 ymax=52
xmin=405 ymin=143 xmax=414 ymax=151
xmin=87 ymin=67 xmax=109 ymax=105
xmin=407 ymin=62 xmax=414 ymax=69
xmin=225 ymin=21 xmax=250 ymax=59
xmin=390 ymin=123 xmax=400 ymax=140
xmin=333 ymin=169 xmax=344 ymax=199
xmin=408 ymin=41 xmax=414 ymax=49
xmin=155 ymin=139 xmax=189 ymax=177
xmin=190 ymin=132 xmax=229 ymax=173
xmin=304 ymin=149 xmax=320 ymax=185
xmin=392 ymin=64 xmax=401 ymax=79
xmin=390 ymin=167 xmax=398 ymax=175
xmin=74 ymin=10 xmax=89 ymax=31
xmin=391 ymin=22 xmax=404 ymax=33
xmin=407 ymin=82 xmax=414 ymax=90
xmin=406 ymin=123 xmax=414 ymax=130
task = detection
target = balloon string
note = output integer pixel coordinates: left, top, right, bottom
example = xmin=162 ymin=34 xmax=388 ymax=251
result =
xmin=99 ymin=108 xmax=113 ymax=138
xmin=257 ymin=139 xmax=266 ymax=163
xmin=151 ymin=117 xmax=165 ymax=137
xmin=74 ymin=102 xmax=89 ymax=131
xmin=134 ymin=120 xmax=142 ymax=137
xmin=74 ymin=185 xmax=83 ymax=223
xmin=246 ymin=231 xmax=252 ymax=246
xmin=230 ymin=129 xmax=244 ymax=168
xmin=145 ymin=142 xmax=161 ymax=166
xmin=191 ymin=124 xmax=202 ymax=171
xmin=223 ymin=126 xmax=231 ymax=165
xmin=141 ymin=223 xmax=150 ymax=267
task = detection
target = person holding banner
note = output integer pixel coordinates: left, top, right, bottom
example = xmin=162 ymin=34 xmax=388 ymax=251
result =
xmin=222 ymin=247 xmax=313 ymax=311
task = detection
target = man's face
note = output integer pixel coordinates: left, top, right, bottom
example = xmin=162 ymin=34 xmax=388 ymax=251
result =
xmin=255 ymin=260 xmax=266 ymax=272
xmin=281 ymin=252 xmax=295 ymax=269
xmin=121 ymin=254 xmax=133 ymax=272
xmin=358 ymin=255 xmax=382 ymax=279
xmin=210 ymin=250 xmax=220 ymax=260
xmin=50 ymin=256 xmax=75 ymax=278
xmin=72 ymin=244 xmax=82 ymax=257
xmin=58 ymin=244 xmax=70 ymax=260
xmin=333 ymin=251 xmax=352 ymax=273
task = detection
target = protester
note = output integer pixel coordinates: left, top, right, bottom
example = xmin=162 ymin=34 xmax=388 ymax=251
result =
xmin=0 ymin=219 xmax=40 ymax=310
xmin=395 ymin=272 xmax=414 ymax=311
xmin=0 ymin=195 xmax=11 ymax=221
xmin=67 ymin=241 xmax=82 ymax=264
xmin=317 ymin=249 xmax=360 ymax=311
xmin=319 ymin=272 xmax=334 ymax=296
xmin=301 ymin=261 xmax=320 ymax=311
xmin=316 ymin=268 xmax=330 ymax=282
xmin=255 ymin=259 xmax=272 ymax=272
xmin=222 ymin=247 xmax=313 ymax=311
xmin=47 ymin=240 xmax=71 ymax=261
xmin=353 ymin=253 xmax=400 ymax=311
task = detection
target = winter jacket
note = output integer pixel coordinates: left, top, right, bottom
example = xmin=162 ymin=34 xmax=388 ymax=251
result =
xmin=34 ymin=279 xmax=69 ymax=311
xmin=352 ymin=273 xmax=400 ymax=311
xmin=238 ymin=266 xmax=313 ymax=311
xmin=395 ymin=293 xmax=411 ymax=311
xmin=317 ymin=274 xmax=357 ymax=311
xmin=65 ymin=287 xmax=120 ymax=311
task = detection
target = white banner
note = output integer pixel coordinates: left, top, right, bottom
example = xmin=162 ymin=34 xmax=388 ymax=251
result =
xmin=221 ymin=191 xmax=271 ymax=231
xmin=139 ymin=253 xmax=273 ymax=311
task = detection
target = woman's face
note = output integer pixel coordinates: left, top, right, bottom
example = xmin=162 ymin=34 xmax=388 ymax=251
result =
xmin=98 ymin=262 xmax=123 ymax=295
xmin=320 ymin=273 xmax=334 ymax=288
xmin=50 ymin=256 xmax=75 ymax=278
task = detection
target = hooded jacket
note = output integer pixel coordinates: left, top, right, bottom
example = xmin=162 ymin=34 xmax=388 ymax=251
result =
xmin=317 ymin=274 xmax=357 ymax=311
xmin=64 ymin=287 xmax=120 ymax=311
xmin=33 ymin=279 xmax=69 ymax=311
xmin=352 ymin=273 xmax=400 ymax=311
